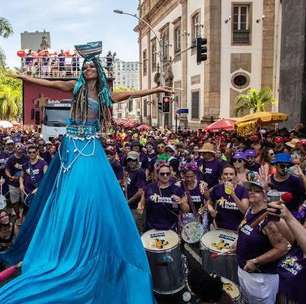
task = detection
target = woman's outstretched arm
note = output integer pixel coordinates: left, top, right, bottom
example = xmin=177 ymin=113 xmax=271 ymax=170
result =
xmin=112 ymin=86 xmax=173 ymax=103
xmin=8 ymin=72 xmax=76 ymax=93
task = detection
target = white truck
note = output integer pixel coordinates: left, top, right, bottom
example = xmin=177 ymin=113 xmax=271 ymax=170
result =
xmin=41 ymin=99 xmax=72 ymax=140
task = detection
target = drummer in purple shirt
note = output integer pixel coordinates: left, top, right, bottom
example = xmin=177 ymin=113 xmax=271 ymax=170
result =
xmin=267 ymin=202 xmax=306 ymax=304
xmin=237 ymin=174 xmax=288 ymax=304
xmin=208 ymin=164 xmax=249 ymax=231
xmin=142 ymin=161 xmax=189 ymax=231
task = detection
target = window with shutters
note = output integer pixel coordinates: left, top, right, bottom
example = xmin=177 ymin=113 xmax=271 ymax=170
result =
xmin=143 ymin=49 xmax=148 ymax=76
xmin=232 ymin=4 xmax=251 ymax=45
xmin=191 ymin=91 xmax=200 ymax=119
xmin=151 ymin=39 xmax=157 ymax=72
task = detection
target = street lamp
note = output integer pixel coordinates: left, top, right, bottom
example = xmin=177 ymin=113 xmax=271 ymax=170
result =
xmin=114 ymin=9 xmax=166 ymax=127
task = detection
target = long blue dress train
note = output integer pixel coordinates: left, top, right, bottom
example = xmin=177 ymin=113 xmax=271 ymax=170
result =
xmin=0 ymin=122 xmax=154 ymax=303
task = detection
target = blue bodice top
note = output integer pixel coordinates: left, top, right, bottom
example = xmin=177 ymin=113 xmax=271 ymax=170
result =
xmin=67 ymin=97 xmax=100 ymax=138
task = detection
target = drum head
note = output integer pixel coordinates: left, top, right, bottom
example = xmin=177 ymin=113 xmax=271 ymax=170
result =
xmin=181 ymin=221 xmax=204 ymax=244
xmin=141 ymin=229 xmax=179 ymax=251
xmin=221 ymin=277 xmax=240 ymax=301
xmin=200 ymin=229 xmax=237 ymax=254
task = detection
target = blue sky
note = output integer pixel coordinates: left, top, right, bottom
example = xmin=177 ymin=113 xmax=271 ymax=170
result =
xmin=0 ymin=0 xmax=139 ymax=67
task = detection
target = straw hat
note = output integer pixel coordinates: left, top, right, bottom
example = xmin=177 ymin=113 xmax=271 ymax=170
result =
xmin=285 ymin=138 xmax=300 ymax=149
xmin=198 ymin=142 xmax=216 ymax=154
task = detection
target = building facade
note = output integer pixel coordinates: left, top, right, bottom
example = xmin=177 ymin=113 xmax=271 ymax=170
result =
xmin=104 ymin=58 xmax=140 ymax=120
xmin=136 ymin=0 xmax=281 ymax=129
xmin=21 ymin=30 xmax=51 ymax=51
xmin=278 ymin=0 xmax=306 ymax=127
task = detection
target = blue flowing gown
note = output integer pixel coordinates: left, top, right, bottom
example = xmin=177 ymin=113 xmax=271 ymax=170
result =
xmin=0 ymin=109 xmax=154 ymax=303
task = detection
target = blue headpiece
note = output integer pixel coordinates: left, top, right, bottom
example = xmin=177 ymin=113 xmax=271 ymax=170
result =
xmin=72 ymin=41 xmax=113 ymax=129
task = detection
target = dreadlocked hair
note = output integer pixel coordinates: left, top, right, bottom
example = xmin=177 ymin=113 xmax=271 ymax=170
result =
xmin=72 ymin=56 xmax=113 ymax=131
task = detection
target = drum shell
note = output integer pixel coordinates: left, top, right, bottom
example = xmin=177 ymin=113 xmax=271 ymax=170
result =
xmin=145 ymin=244 xmax=185 ymax=294
xmin=201 ymin=246 xmax=238 ymax=284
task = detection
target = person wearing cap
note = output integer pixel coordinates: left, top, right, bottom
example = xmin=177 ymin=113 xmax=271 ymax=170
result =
xmin=124 ymin=151 xmax=146 ymax=232
xmin=274 ymin=136 xmax=285 ymax=153
xmin=270 ymin=153 xmax=305 ymax=212
xmin=5 ymin=143 xmax=28 ymax=219
xmin=236 ymin=172 xmax=288 ymax=304
xmin=5 ymin=139 xmax=15 ymax=156
xmin=244 ymin=149 xmax=260 ymax=173
xmin=232 ymin=151 xmax=248 ymax=184
xmin=198 ymin=142 xmax=224 ymax=189
xmin=165 ymin=144 xmax=180 ymax=177
xmin=208 ymin=164 xmax=249 ymax=231
xmin=131 ymin=140 xmax=148 ymax=170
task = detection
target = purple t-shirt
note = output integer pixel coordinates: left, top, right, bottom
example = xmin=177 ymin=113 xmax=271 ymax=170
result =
xmin=178 ymin=181 xmax=205 ymax=212
xmin=126 ymin=168 xmax=146 ymax=209
xmin=5 ymin=154 xmax=28 ymax=187
xmin=202 ymin=159 xmax=223 ymax=188
xmin=278 ymin=246 xmax=306 ymax=302
xmin=237 ymin=208 xmax=277 ymax=274
xmin=210 ymin=183 xmax=248 ymax=231
xmin=110 ymin=160 xmax=123 ymax=181
xmin=145 ymin=182 xmax=184 ymax=231
xmin=22 ymin=159 xmax=47 ymax=194
xmin=271 ymin=174 xmax=305 ymax=212
xmin=0 ymin=152 xmax=9 ymax=176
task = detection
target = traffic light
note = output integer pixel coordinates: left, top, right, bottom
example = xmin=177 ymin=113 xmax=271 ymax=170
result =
xmin=196 ymin=37 xmax=207 ymax=64
xmin=162 ymin=96 xmax=170 ymax=113
xmin=158 ymin=100 xmax=163 ymax=112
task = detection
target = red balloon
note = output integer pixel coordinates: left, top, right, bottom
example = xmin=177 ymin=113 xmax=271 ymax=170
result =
xmin=17 ymin=50 xmax=26 ymax=58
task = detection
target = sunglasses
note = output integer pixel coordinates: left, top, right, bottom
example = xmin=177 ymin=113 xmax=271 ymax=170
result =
xmin=234 ymin=159 xmax=244 ymax=163
xmin=159 ymin=172 xmax=171 ymax=177
xmin=278 ymin=164 xmax=290 ymax=169
xmin=28 ymin=151 xmax=37 ymax=154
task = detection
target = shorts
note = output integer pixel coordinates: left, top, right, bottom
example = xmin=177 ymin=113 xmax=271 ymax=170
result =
xmin=9 ymin=185 xmax=22 ymax=204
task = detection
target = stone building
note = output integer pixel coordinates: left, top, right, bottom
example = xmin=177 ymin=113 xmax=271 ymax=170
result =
xmin=136 ymin=0 xmax=281 ymax=129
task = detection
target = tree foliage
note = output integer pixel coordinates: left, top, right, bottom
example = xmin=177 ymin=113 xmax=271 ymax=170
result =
xmin=0 ymin=68 xmax=22 ymax=120
xmin=235 ymin=87 xmax=276 ymax=116
xmin=0 ymin=17 xmax=14 ymax=67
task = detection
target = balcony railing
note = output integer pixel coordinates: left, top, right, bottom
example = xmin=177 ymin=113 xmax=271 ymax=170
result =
xmin=233 ymin=30 xmax=251 ymax=45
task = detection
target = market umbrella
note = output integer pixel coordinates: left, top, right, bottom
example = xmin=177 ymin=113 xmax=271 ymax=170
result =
xmin=0 ymin=121 xmax=13 ymax=128
xmin=236 ymin=111 xmax=288 ymax=125
xmin=136 ymin=124 xmax=151 ymax=131
xmin=205 ymin=118 xmax=235 ymax=132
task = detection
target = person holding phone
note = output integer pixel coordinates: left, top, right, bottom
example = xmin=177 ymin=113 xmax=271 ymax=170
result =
xmin=236 ymin=173 xmax=288 ymax=304
xmin=267 ymin=202 xmax=306 ymax=303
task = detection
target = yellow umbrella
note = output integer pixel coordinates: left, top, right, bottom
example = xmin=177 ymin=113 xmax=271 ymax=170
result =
xmin=236 ymin=111 xmax=288 ymax=124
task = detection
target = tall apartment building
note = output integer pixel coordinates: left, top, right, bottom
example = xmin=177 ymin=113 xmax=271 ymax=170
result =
xmin=21 ymin=30 xmax=51 ymax=51
xmin=109 ymin=58 xmax=140 ymax=120
xmin=136 ymin=0 xmax=281 ymax=129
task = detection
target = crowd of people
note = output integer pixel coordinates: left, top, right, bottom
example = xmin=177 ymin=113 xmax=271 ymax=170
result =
xmin=1 ymin=123 xmax=306 ymax=303
xmin=21 ymin=49 xmax=81 ymax=78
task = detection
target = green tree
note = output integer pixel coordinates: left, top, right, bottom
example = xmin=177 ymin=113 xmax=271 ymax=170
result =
xmin=235 ymin=87 xmax=276 ymax=116
xmin=0 ymin=17 xmax=14 ymax=67
xmin=0 ymin=69 xmax=22 ymax=119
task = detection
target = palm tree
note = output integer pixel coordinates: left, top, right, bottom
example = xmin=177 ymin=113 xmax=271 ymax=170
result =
xmin=0 ymin=17 xmax=14 ymax=67
xmin=0 ymin=69 xmax=22 ymax=119
xmin=235 ymin=87 xmax=276 ymax=116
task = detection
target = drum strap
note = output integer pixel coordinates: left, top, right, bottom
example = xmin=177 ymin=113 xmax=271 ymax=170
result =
xmin=239 ymin=208 xmax=267 ymax=231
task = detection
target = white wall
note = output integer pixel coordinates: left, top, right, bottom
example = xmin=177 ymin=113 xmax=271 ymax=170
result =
xmin=187 ymin=0 xmax=205 ymax=124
